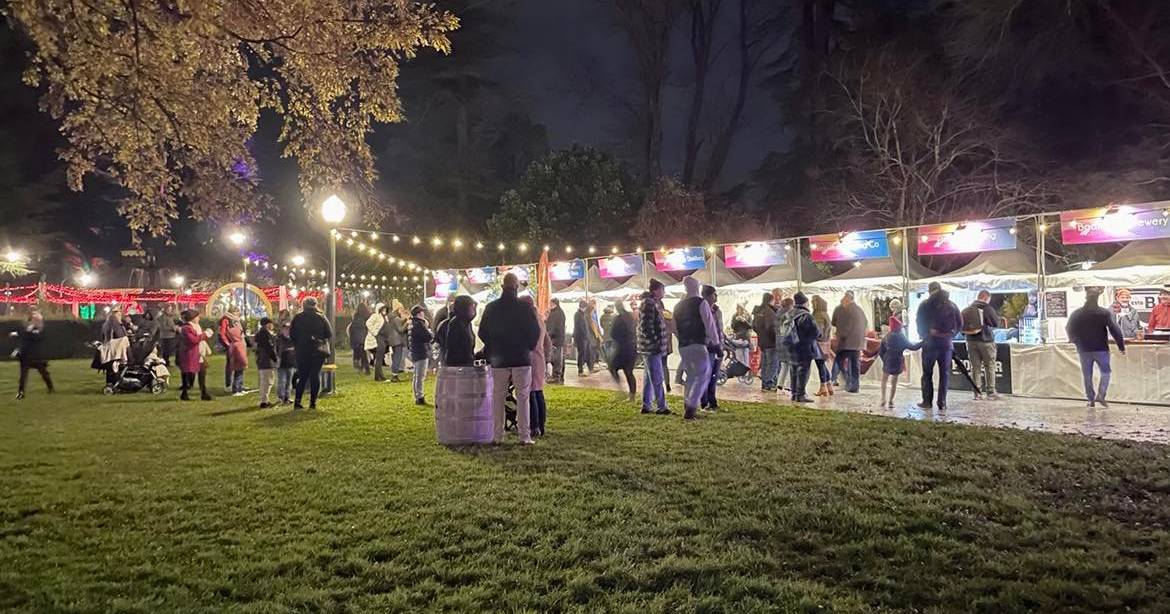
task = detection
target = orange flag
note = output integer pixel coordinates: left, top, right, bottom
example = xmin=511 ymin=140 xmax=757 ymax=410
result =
xmin=536 ymin=249 xmax=551 ymax=318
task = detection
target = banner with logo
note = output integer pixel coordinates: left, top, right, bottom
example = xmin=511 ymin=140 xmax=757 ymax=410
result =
xmin=809 ymin=230 xmax=890 ymax=262
xmin=1060 ymin=202 xmax=1170 ymax=245
xmin=917 ymin=218 xmax=1017 ymax=256
xmin=724 ymin=241 xmax=788 ymax=268
xmin=598 ymin=254 xmax=643 ymax=279
xmin=465 ymin=267 xmax=496 ymax=285
xmin=654 ymin=247 xmax=707 ymax=272
xmin=550 ymin=259 xmax=586 ymax=281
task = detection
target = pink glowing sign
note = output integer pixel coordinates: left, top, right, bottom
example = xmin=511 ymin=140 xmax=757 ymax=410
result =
xmin=917 ymin=218 xmax=1017 ymax=256
xmin=724 ymin=241 xmax=787 ymax=268
xmin=598 ymin=254 xmax=642 ymax=279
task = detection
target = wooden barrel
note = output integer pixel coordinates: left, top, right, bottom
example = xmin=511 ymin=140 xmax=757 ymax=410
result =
xmin=434 ymin=366 xmax=494 ymax=445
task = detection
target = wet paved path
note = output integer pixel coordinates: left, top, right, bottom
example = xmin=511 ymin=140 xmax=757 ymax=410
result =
xmin=560 ymin=368 xmax=1170 ymax=444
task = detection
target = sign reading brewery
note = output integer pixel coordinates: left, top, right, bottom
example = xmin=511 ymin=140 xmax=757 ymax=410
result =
xmin=1060 ymin=202 xmax=1170 ymax=245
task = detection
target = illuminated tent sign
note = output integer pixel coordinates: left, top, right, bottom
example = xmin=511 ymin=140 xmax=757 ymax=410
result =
xmin=654 ymin=247 xmax=706 ymax=272
xmin=1060 ymin=202 xmax=1170 ymax=245
xmin=917 ymin=218 xmax=1017 ymax=256
xmin=465 ymin=267 xmax=496 ymax=285
xmin=550 ymin=259 xmax=585 ymax=281
xmin=598 ymin=254 xmax=642 ymax=279
xmin=724 ymin=241 xmax=787 ymax=268
xmin=432 ymin=270 xmax=457 ymax=298
xmin=810 ymin=230 xmax=890 ymax=262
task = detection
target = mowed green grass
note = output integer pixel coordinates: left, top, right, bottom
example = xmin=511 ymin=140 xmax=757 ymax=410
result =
xmin=1 ymin=357 xmax=1169 ymax=613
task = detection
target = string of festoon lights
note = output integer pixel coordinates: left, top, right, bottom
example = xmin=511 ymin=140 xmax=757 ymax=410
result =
xmin=331 ymin=228 xmax=432 ymax=275
xmin=335 ymin=226 xmax=657 ymax=259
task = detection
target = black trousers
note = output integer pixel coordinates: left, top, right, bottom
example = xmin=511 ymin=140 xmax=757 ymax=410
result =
xmin=609 ymin=364 xmax=636 ymax=396
xmin=180 ymin=366 xmax=209 ymax=399
xmin=159 ymin=337 xmax=177 ymax=366
xmin=19 ymin=360 xmax=53 ymax=393
xmin=373 ymin=342 xmax=388 ymax=381
xmin=790 ymin=359 xmax=812 ymax=399
xmin=702 ymin=352 xmax=719 ymax=408
xmin=353 ymin=347 xmax=370 ymax=374
xmin=295 ymin=357 xmax=325 ymax=406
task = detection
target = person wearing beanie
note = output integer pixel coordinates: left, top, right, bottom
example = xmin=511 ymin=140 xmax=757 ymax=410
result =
xmin=254 ymin=316 xmax=278 ymax=408
xmin=700 ymin=285 xmax=724 ymax=411
xmin=781 ymin=292 xmax=820 ymax=402
xmin=637 ymin=278 xmax=671 ymax=414
xmin=1066 ymin=287 xmax=1126 ymax=407
xmin=408 ymin=305 xmax=434 ymax=405
xmin=878 ymin=307 xmax=920 ymax=409
xmin=674 ymin=275 xmax=720 ymax=420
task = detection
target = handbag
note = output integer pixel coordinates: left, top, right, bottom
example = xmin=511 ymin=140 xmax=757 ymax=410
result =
xmin=313 ymin=336 xmax=331 ymax=361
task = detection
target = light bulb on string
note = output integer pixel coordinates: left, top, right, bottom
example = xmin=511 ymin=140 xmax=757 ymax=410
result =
xmin=475 ymin=241 xmax=484 ymax=250
xmin=497 ymin=243 xmax=506 ymax=251
xmin=588 ymin=246 xmax=596 ymax=255
xmin=412 ymin=236 xmax=422 ymax=245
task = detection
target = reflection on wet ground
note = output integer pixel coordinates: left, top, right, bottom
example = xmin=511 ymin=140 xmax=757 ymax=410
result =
xmin=562 ymin=369 xmax=1170 ymax=444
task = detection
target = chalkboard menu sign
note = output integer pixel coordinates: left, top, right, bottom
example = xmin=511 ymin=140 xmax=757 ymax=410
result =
xmin=1044 ymin=291 xmax=1068 ymax=318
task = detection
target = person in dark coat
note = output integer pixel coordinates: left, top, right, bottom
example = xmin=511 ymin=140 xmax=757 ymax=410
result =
xmin=607 ymin=300 xmax=638 ymax=401
xmin=1066 ymin=288 xmax=1126 ymax=407
xmin=289 ymin=297 xmax=332 ymax=410
xmin=783 ymin=293 xmax=820 ymax=403
xmin=478 ymin=273 xmax=541 ymax=444
xmin=545 ymin=298 xmax=567 ymax=383
xmin=389 ymin=302 xmax=409 ymax=381
xmin=12 ymin=311 xmax=53 ymax=400
xmin=276 ymin=314 xmax=296 ymax=405
xmin=701 ymin=286 xmax=726 ymax=411
xmin=878 ymin=314 xmax=920 ymax=408
xmin=436 ymin=295 xmax=478 ymax=367
xmin=254 ymin=317 xmax=278 ymax=408
xmin=752 ymin=294 xmax=779 ymax=391
xmin=407 ymin=305 xmax=434 ymax=404
xmin=573 ymin=299 xmax=594 ymax=377
xmin=158 ymin=303 xmax=181 ymax=366
xmin=915 ymin=282 xmax=963 ymax=410
xmin=347 ymin=303 xmax=370 ymax=374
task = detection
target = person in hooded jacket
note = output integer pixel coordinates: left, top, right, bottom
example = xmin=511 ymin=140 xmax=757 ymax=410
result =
xmin=254 ymin=317 xmax=278 ymax=408
xmin=366 ymin=304 xmax=389 ymax=381
xmin=436 ymin=295 xmax=478 ymax=367
xmin=784 ymin=293 xmax=821 ymax=403
xmin=407 ymin=305 xmax=434 ymax=404
xmin=177 ymin=309 xmax=213 ymax=401
xmin=276 ymin=315 xmax=296 ymax=405
xmin=12 ymin=311 xmax=53 ymax=400
xmin=389 ymin=301 xmax=409 ymax=381
xmin=219 ymin=307 xmax=248 ymax=395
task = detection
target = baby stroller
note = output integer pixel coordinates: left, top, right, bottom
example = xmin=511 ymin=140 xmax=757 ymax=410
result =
xmin=716 ymin=338 xmax=754 ymax=386
xmin=94 ymin=340 xmax=170 ymax=395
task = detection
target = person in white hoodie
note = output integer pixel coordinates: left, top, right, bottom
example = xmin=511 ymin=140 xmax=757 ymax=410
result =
xmin=365 ymin=304 xmax=388 ymax=381
xmin=674 ymin=275 xmax=720 ymax=420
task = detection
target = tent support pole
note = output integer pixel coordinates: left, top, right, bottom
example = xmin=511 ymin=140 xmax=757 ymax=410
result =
xmin=710 ymin=248 xmax=718 ymax=291
xmin=900 ymin=230 xmax=910 ymax=308
xmin=584 ymin=263 xmax=591 ymax=298
xmin=641 ymin=252 xmax=648 ymax=291
xmin=1037 ymin=215 xmax=1047 ymax=345
xmin=794 ymin=239 xmax=803 ymax=293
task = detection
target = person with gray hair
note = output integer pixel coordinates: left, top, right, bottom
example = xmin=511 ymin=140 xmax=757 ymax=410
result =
xmin=289 ymin=296 xmax=332 ymax=410
xmin=478 ymin=273 xmax=541 ymax=444
xmin=830 ymin=291 xmax=868 ymax=393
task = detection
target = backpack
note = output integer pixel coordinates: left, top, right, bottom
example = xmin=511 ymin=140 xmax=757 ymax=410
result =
xmin=961 ymin=304 xmax=985 ymax=336
xmin=779 ymin=313 xmax=799 ymax=349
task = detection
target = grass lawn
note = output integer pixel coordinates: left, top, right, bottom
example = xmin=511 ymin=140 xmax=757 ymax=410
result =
xmin=1 ymin=357 xmax=1169 ymax=613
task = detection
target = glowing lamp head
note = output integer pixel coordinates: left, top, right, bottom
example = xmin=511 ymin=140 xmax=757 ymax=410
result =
xmin=172 ymin=275 xmax=185 ymax=287
xmin=321 ymin=194 xmax=347 ymax=224
xmin=291 ymin=255 xmax=306 ymax=267
xmin=77 ymin=272 xmax=95 ymax=286
xmin=228 ymin=231 xmax=246 ymax=247
xmin=4 ymin=249 xmax=21 ymax=263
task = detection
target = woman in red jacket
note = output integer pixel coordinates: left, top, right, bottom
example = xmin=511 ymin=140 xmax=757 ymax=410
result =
xmin=178 ymin=310 xmax=213 ymax=401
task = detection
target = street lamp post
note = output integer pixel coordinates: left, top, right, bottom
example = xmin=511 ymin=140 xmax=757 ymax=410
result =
xmin=228 ymin=231 xmax=248 ymax=328
xmin=321 ymin=195 xmax=347 ymax=393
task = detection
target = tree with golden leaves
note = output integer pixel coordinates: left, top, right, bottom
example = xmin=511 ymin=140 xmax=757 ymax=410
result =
xmin=4 ymin=0 xmax=458 ymax=237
